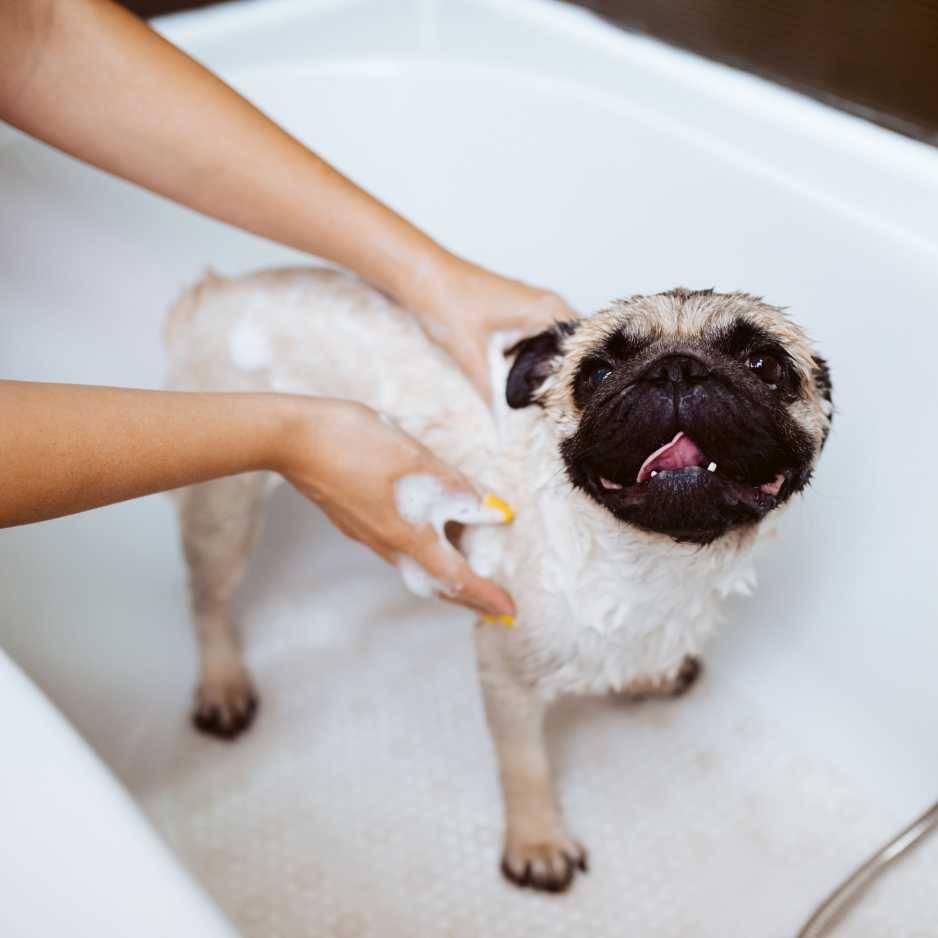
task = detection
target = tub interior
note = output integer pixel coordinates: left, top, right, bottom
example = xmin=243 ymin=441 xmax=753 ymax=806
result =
xmin=1 ymin=1 xmax=937 ymax=935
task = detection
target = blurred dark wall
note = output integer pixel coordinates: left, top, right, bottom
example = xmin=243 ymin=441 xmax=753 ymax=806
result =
xmin=122 ymin=0 xmax=938 ymax=143
xmin=578 ymin=0 xmax=938 ymax=143
xmin=123 ymin=0 xmax=215 ymax=14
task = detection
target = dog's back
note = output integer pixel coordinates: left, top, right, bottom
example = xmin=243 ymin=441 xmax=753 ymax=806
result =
xmin=165 ymin=266 xmax=754 ymax=701
xmin=163 ymin=270 xmax=826 ymax=891
xmin=165 ymin=266 xmax=497 ymax=481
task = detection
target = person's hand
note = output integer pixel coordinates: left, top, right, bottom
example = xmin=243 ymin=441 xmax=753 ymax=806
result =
xmin=278 ymin=398 xmax=516 ymax=619
xmin=405 ymin=258 xmax=578 ymax=400
xmin=0 ymin=383 xmax=513 ymax=625
xmin=0 ymin=0 xmax=572 ymax=408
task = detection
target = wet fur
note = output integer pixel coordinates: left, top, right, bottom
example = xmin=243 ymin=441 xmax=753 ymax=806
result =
xmin=166 ymin=269 xmax=831 ymax=892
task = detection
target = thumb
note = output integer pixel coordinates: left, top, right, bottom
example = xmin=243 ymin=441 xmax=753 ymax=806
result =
xmin=453 ymin=342 xmax=494 ymax=406
xmin=411 ymin=536 xmax=516 ymax=623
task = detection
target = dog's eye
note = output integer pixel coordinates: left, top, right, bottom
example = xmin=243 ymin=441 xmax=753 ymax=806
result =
xmin=589 ymin=367 xmax=613 ymax=389
xmin=747 ymin=353 xmax=782 ymax=388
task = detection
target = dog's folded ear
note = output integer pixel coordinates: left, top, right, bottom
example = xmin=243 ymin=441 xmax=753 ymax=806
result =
xmin=812 ymin=354 xmax=833 ymax=404
xmin=505 ymin=321 xmax=577 ymax=409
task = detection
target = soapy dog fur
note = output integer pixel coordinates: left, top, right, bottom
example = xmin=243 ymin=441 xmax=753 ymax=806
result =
xmin=165 ymin=267 xmax=832 ymax=892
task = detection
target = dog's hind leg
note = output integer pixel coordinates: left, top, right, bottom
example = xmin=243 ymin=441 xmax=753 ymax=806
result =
xmin=176 ymin=472 xmax=266 ymax=739
xmin=617 ymin=655 xmax=703 ymax=702
xmin=475 ymin=627 xmax=587 ymax=893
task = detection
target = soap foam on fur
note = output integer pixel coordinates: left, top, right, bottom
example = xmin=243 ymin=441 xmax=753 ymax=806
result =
xmin=229 ymin=315 xmax=272 ymax=371
xmin=166 ymin=267 xmax=758 ymax=697
xmin=393 ymin=474 xmax=509 ymax=598
xmin=395 ymin=555 xmax=451 ymax=599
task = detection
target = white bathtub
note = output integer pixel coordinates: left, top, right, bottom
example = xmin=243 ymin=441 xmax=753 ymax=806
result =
xmin=2 ymin=1 xmax=936 ymax=935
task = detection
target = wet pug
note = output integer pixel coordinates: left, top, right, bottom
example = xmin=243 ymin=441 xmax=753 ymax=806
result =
xmin=166 ymin=269 xmax=832 ymax=894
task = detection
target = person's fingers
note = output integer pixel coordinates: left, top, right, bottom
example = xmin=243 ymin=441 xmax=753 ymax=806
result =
xmin=412 ymin=460 xmax=514 ymax=529
xmin=449 ymin=342 xmax=493 ymax=404
xmin=448 ymin=563 xmax=516 ymax=623
xmin=531 ymin=298 xmax=580 ymax=332
xmin=422 ymin=458 xmax=478 ymax=500
xmin=536 ymin=293 xmax=578 ymax=324
xmin=410 ymin=535 xmax=515 ymax=620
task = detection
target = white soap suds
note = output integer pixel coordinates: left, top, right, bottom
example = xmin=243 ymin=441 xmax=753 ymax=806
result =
xmin=393 ymin=474 xmax=505 ymax=538
xmin=229 ymin=318 xmax=272 ymax=371
xmin=462 ymin=525 xmax=506 ymax=579
xmin=393 ymin=475 xmax=510 ymax=599
xmin=396 ymin=555 xmax=451 ymax=599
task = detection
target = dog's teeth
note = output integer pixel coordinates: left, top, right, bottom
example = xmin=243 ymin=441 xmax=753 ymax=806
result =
xmin=650 ymin=470 xmax=658 ymax=478
xmin=707 ymin=462 xmax=717 ymax=472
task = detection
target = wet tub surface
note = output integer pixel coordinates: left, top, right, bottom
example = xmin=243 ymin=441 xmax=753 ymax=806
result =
xmin=1 ymin=2 xmax=937 ymax=935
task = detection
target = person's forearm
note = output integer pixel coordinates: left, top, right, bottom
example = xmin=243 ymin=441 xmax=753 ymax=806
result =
xmin=0 ymin=0 xmax=453 ymax=308
xmin=0 ymin=381 xmax=517 ymax=616
xmin=0 ymin=381 xmax=299 ymax=526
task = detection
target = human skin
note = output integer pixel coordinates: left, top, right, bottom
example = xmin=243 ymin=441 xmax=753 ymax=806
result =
xmin=0 ymin=0 xmax=572 ymax=394
xmin=0 ymin=0 xmax=574 ymax=612
xmin=0 ymin=382 xmax=516 ymax=618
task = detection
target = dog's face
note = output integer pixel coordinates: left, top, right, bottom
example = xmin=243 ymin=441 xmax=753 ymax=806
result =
xmin=506 ymin=289 xmax=832 ymax=545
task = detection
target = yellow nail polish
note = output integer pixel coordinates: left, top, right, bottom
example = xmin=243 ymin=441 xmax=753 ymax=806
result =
xmin=483 ymin=493 xmax=514 ymax=524
xmin=482 ymin=613 xmax=516 ymax=628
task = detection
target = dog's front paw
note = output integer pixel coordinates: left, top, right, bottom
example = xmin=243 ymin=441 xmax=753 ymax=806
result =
xmin=192 ymin=669 xmax=258 ymax=740
xmin=501 ymin=833 xmax=588 ymax=893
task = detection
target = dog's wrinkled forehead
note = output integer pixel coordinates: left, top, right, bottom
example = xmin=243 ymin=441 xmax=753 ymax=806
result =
xmin=538 ymin=288 xmax=828 ymax=417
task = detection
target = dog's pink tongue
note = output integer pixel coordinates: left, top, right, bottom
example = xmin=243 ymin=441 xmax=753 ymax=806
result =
xmin=636 ymin=432 xmax=706 ymax=483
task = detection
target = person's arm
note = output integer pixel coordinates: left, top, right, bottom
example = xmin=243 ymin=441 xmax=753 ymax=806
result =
xmin=0 ymin=0 xmax=574 ymax=395
xmin=0 ymin=381 xmax=515 ymax=619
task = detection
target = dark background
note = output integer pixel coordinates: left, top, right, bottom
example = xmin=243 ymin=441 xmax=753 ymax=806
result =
xmin=123 ymin=0 xmax=938 ymax=144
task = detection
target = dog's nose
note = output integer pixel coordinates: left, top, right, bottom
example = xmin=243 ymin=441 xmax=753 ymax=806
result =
xmin=645 ymin=354 xmax=711 ymax=386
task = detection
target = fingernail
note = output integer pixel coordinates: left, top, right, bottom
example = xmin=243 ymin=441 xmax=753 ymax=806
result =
xmin=482 ymin=493 xmax=514 ymax=524
xmin=482 ymin=613 xmax=516 ymax=628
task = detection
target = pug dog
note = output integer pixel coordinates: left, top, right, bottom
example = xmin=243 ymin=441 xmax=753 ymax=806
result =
xmin=165 ymin=268 xmax=832 ymax=893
